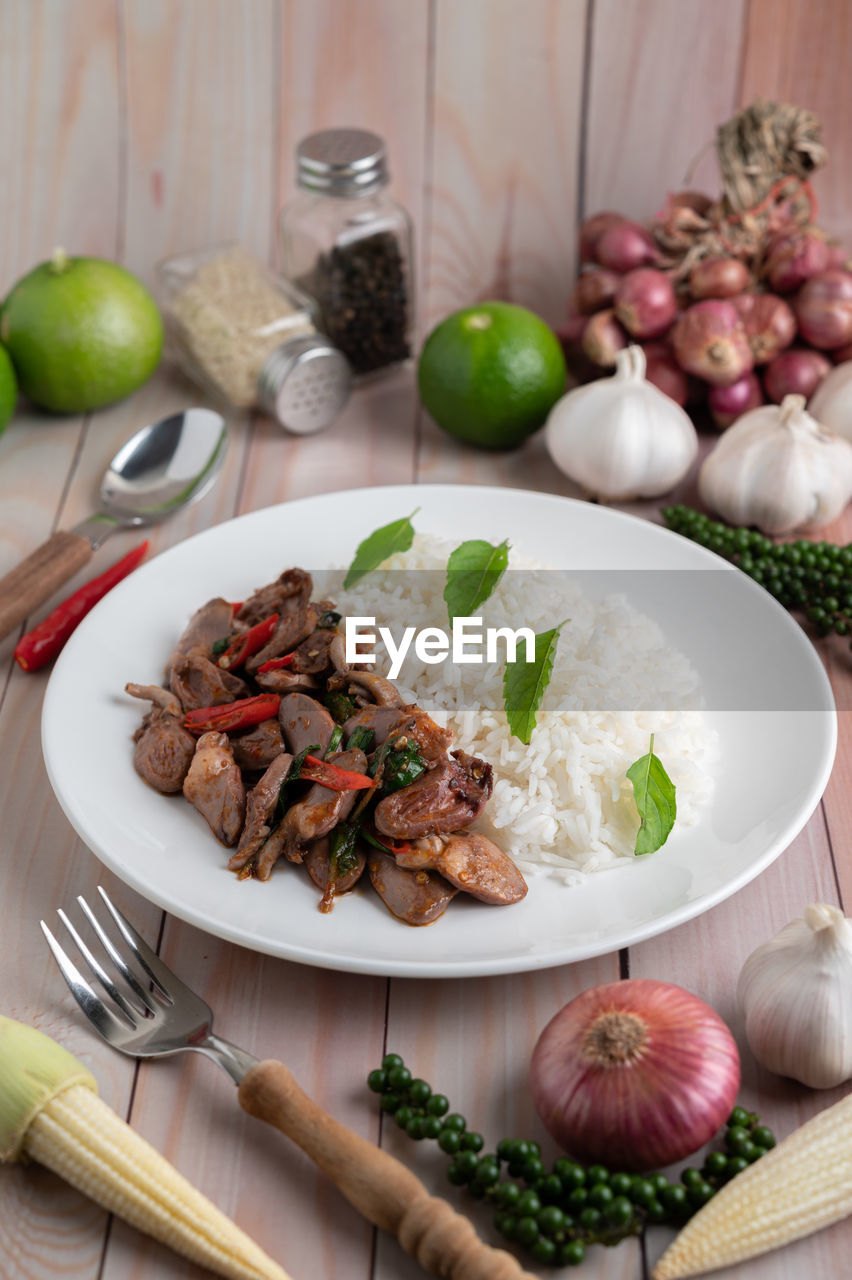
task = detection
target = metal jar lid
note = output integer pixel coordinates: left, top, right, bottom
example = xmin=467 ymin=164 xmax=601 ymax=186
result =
xmin=257 ymin=335 xmax=351 ymax=434
xmin=296 ymin=128 xmax=388 ymax=196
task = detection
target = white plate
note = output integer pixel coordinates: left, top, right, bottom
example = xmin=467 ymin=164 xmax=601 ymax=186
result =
xmin=42 ymin=485 xmax=836 ymax=977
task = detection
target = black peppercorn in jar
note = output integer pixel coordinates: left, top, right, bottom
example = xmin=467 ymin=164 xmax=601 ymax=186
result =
xmin=279 ymin=128 xmax=415 ymax=376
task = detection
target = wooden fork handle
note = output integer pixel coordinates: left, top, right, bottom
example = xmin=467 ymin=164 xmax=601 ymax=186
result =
xmin=239 ymin=1060 xmax=539 ymax=1280
xmin=0 ymin=530 xmax=93 ymax=642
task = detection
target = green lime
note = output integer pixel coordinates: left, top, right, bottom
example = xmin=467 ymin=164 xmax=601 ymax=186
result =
xmin=1 ymin=248 xmax=163 ymax=413
xmin=0 ymin=345 xmax=17 ymax=435
xmin=418 ymin=301 xmax=566 ymax=450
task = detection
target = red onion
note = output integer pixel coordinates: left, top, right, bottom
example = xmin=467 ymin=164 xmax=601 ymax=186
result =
xmin=596 ymin=220 xmax=657 ymax=273
xmin=689 ymin=256 xmax=751 ymax=300
xmin=825 ymin=243 xmax=852 ymax=272
xmin=764 ymin=347 xmax=832 ymax=403
xmin=795 ymin=271 xmax=852 ymax=349
xmin=731 ymin=293 xmax=796 ymax=364
xmin=581 ymin=308 xmax=627 ymax=367
xmin=671 ymin=300 xmax=753 ymax=386
xmin=642 ymin=341 xmax=689 ymax=407
xmin=573 ymin=268 xmax=621 ymax=315
xmin=579 ymin=211 xmax=625 ymax=262
xmin=708 ymin=371 xmax=763 ymax=429
xmin=833 ymin=341 xmax=852 ymax=363
xmin=766 ymin=231 xmax=830 ymax=293
xmin=613 ymin=268 xmax=677 ymax=339
xmin=530 ymin=979 xmax=741 ymax=1172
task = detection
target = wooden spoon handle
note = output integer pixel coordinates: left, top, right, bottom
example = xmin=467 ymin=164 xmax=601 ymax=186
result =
xmin=0 ymin=530 xmax=93 ymax=642
xmin=239 ymin=1060 xmax=538 ymax=1280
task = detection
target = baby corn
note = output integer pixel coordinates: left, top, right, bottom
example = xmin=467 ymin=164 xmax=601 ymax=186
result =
xmin=653 ymin=1091 xmax=852 ymax=1279
xmin=0 ymin=1015 xmax=292 ymax=1280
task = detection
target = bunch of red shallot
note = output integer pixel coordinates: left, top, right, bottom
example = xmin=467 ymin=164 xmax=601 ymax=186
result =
xmin=561 ymin=200 xmax=852 ymax=432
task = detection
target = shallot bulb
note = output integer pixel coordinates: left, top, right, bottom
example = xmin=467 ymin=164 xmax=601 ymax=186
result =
xmin=581 ymin=308 xmax=627 ymax=367
xmin=731 ymin=293 xmax=796 ymax=365
xmin=689 ymin=256 xmax=751 ymax=300
xmin=573 ymin=268 xmax=621 ymax=315
xmin=672 ymin=299 xmax=753 ymax=386
xmin=708 ymin=371 xmax=763 ymax=429
xmin=530 ymin=979 xmax=740 ymax=1172
xmin=642 ymin=341 xmax=689 ymax=407
xmin=766 ymin=230 xmax=830 ymax=293
xmin=670 ymin=190 xmax=713 ymax=217
xmin=614 ymin=268 xmax=677 ymax=339
xmin=596 ymin=220 xmax=657 ymax=273
xmin=764 ymin=348 xmax=832 ymax=404
xmin=795 ymin=271 xmax=852 ymax=349
xmin=579 ymin=211 xmax=625 ymax=262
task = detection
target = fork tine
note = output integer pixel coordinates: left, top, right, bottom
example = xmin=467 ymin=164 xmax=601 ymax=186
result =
xmin=75 ymin=897 xmax=167 ymax=1012
xmin=96 ymin=886 xmax=186 ymax=1004
xmin=40 ymin=920 xmax=137 ymax=1035
xmin=58 ymin=907 xmax=155 ymax=1021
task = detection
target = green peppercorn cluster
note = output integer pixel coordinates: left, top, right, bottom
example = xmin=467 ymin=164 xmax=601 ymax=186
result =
xmin=368 ymin=1055 xmax=775 ymax=1268
xmin=663 ymin=505 xmax=852 ymax=644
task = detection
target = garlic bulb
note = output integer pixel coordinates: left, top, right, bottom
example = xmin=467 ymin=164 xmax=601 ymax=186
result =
xmin=809 ymin=359 xmax=852 ymax=444
xmin=698 ymin=393 xmax=852 ymax=534
xmin=737 ymin=904 xmax=852 ymax=1089
xmin=544 ymin=345 xmax=698 ymax=500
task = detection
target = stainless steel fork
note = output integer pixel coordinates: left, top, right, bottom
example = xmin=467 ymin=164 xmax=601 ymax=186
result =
xmin=42 ymin=887 xmax=536 ymax=1280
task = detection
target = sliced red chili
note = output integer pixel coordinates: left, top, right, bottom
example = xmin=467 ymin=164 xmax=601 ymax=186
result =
xmin=184 ymin=693 xmax=281 ymax=735
xmin=363 ymin=821 xmax=411 ymax=856
xmin=256 ymin=652 xmax=295 ymax=673
xmin=14 ymin=540 xmax=150 ymax=673
xmin=217 ymin=613 xmax=279 ymax=670
xmin=299 ymin=754 xmax=374 ymax=792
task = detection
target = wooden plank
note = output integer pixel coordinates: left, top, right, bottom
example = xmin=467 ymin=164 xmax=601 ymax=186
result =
xmin=0 ymin=0 xmax=120 ymax=290
xmin=740 ymin=0 xmax=852 ymax=244
xmin=121 ymin=0 xmax=278 ymax=280
xmin=424 ymin=0 xmax=586 ymax=332
xmin=584 ymin=0 xmax=747 ymax=220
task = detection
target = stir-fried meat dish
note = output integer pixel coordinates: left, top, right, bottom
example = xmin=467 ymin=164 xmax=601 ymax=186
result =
xmin=126 ymin=567 xmax=528 ymax=926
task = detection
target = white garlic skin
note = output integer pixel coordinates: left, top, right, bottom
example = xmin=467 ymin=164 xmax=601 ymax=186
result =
xmin=698 ymin=394 xmax=852 ymax=535
xmin=810 ymin=360 xmax=852 ymax=444
xmin=545 ymin=345 xmax=698 ymax=500
xmin=737 ymin=903 xmax=852 ymax=1089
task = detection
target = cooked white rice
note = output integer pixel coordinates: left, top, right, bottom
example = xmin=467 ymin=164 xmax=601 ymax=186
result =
xmin=323 ymin=535 xmax=716 ymax=883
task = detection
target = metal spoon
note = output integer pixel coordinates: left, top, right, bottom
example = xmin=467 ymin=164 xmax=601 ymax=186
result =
xmin=0 ymin=407 xmax=228 ymax=642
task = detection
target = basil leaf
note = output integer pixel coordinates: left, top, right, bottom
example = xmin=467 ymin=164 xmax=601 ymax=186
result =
xmin=317 ymin=609 xmax=342 ymax=629
xmin=502 ymin=623 xmax=563 ymax=745
xmin=361 ymin=826 xmax=399 ymax=856
xmin=348 ymin=724 xmax=376 ymax=753
xmin=277 ymin=742 xmax=320 ymax=817
xmin=329 ymin=822 xmax=361 ymax=879
xmin=211 ymin=635 xmax=232 ymax=655
xmin=381 ymin=741 xmax=426 ymax=793
xmin=343 ymin=510 xmax=419 ymax=588
xmin=326 ymin=725 xmax=344 ymax=755
xmin=626 ymin=733 xmax=677 ymax=856
xmin=444 ymin=538 xmax=510 ymax=623
xmin=324 ymin=690 xmax=356 ymax=723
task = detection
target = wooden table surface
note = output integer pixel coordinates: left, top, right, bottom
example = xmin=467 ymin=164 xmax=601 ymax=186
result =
xmin=2 ymin=2 xmax=852 ymax=1278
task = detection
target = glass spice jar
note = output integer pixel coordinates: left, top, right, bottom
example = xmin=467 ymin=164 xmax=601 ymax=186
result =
xmin=279 ymin=128 xmax=415 ymax=376
xmin=157 ymin=243 xmax=351 ymax=434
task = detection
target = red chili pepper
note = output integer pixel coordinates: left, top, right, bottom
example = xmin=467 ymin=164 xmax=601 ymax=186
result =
xmin=184 ymin=693 xmax=281 ymax=735
xmin=217 ymin=613 xmax=279 ymax=670
xmin=14 ymin=540 xmax=150 ymax=673
xmin=299 ymin=754 xmax=374 ymax=792
xmin=256 ymin=652 xmax=295 ymax=673
xmin=364 ymin=820 xmax=411 ymax=856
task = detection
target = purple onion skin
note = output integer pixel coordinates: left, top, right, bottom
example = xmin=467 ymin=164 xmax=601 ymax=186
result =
xmin=731 ymin=293 xmax=796 ymax=364
xmin=596 ymin=221 xmax=657 ymax=273
xmin=642 ymin=341 xmax=689 ymax=406
xmin=767 ymin=232 xmax=830 ymax=293
xmin=764 ymin=348 xmax=832 ymax=403
xmin=574 ymin=268 xmax=621 ymax=316
xmin=689 ymin=256 xmax=751 ymax=300
xmin=530 ymin=979 xmax=741 ymax=1172
xmin=579 ymin=211 xmax=626 ymax=262
xmin=581 ymin=308 xmax=628 ymax=367
xmin=794 ymin=271 xmax=852 ymax=349
xmin=614 ymin=268 xmax=677 ymax=339
xmin=672 ymin=300 xmax=753 ymax=387
xmin=708 ymin=371 xmax=763 ymax=428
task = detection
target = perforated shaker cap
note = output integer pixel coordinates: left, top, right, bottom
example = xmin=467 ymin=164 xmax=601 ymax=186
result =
xmin=296 ymin=128 xmax=388 ymax=196
xmin=257 ymin=335 xmax=351 ymax=435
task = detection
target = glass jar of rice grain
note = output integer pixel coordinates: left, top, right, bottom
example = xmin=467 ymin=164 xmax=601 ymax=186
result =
xmin=157 ymin=243 xmax=351 ymax=434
